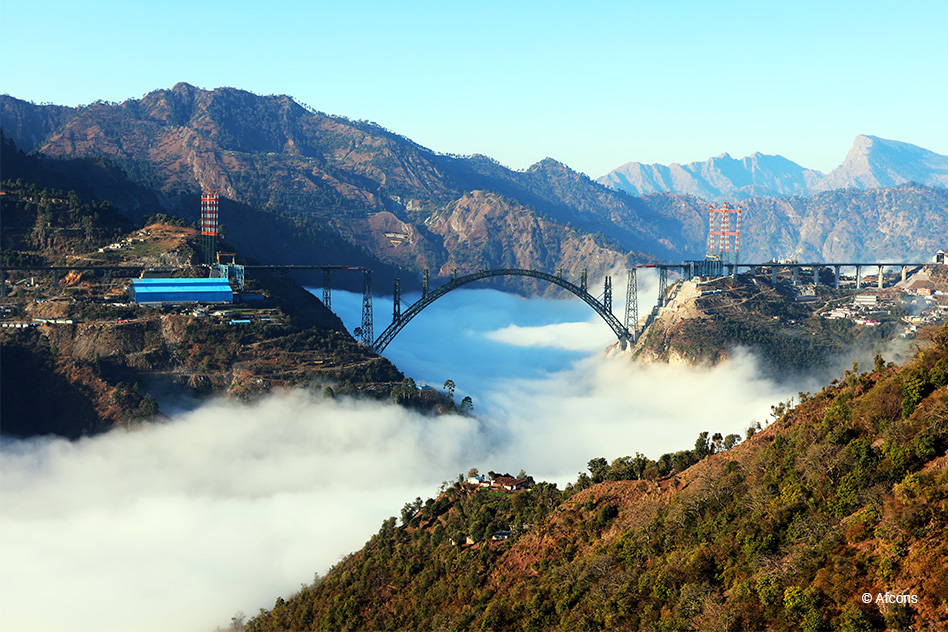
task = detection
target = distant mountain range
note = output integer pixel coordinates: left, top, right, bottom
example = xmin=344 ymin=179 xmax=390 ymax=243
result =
xmin=2 ymin=85 xmax=947 ymax=280
xmin=599 ymin=136 xmax=948 ymax=201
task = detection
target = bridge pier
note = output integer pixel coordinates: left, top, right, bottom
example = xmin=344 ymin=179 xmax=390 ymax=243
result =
xmin=856 ymin=265 xmax=862 ymax=289
xmin=581 ymin=268 xmax=587 ymax=293
xmin=878 ymin=266 xmax=884 ymax=289
xmin=814 ymin=265 xmax=820 ymax=286
xmin=361 ymin=269 xmax=373 ymax=347
xmin=834 ymin=265 xmax=840 ymax=289
xmin=423 ymin=269 xmax=429 ymax=298
xmin=771 ymin=266 xmax=777 ymax=286
xmin=625 ymin=268 xmax=638 ymax=343
xmin=322 ymin=269 xmax=332 ymax=309
xmin=901 ymin=266 xmax=907 ymax=283
xmin=603 ymin=276 xmax=613 ymax=313
xmin=658 ymin=268 xmax=668 ymax=306
xmin=792 ymin=267 xmax=798 ymax=286
xmin=392 ymin=278 xmax=401 ymax=321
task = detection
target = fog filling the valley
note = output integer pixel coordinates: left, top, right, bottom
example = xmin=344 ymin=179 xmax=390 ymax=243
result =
xmin=1 ymin=278 xmax=818 ymax=632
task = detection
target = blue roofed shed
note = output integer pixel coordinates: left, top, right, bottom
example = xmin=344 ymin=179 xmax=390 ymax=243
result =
xmin=130 ymin=278 xmax=233 ymax=305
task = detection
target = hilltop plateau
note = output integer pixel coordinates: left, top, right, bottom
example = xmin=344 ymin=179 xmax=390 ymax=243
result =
xmin=629 ymin=264 xmax=948 ymax=383
xmin=0 ymin=177 xmax=448 ymax=439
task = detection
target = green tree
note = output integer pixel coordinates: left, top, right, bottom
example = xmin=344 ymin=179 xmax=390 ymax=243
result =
xmin=587 ymin=457 xmax=608 ymax=483
xmin=694 ymin=431 xmax=712 ymax=459
xmin=138 ymin=394 xmax=159 ymax=418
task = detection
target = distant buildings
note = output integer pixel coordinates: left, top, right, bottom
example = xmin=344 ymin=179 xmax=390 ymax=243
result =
xmin=468 ymin=474 xmax=531 ymax=492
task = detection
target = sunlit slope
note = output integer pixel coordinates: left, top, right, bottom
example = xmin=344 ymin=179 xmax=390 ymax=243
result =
xmin=247 ymin=325 xmax=948 ymax=632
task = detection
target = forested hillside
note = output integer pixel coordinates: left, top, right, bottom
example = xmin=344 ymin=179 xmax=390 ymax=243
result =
xmin=246 ymin=325 xmax=948 ymax=631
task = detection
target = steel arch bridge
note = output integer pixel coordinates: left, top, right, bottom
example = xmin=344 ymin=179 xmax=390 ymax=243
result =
xmin=372 ymin=268 xmax=630 ymax=353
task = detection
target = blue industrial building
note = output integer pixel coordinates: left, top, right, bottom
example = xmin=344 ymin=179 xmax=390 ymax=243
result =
xmin=129 ymin=278 xmax=233 ymax=305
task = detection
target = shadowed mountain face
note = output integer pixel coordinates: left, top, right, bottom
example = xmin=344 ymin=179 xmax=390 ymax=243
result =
xmin=2 ymin=85 xmax=947 ymax=276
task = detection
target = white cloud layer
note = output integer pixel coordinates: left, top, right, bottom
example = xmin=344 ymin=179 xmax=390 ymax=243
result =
xmin=1 ymin=286 xmax=809 ymax=632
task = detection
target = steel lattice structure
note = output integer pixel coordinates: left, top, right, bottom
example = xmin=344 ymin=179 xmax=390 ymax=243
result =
xmin=200 ymin=190 xmax=219 ymax=264
xmin=707 ymin=202 xmax=742 ymax=267
xmin=372 ymin=268 xmax=629 ymax=353
xmin=360 ymin=269 xmax=373 ymax=347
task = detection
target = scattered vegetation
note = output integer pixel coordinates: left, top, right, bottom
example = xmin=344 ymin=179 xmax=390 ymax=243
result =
xmin=636 ymin=275 xmax=907 ymax=378
xmin=246 ymin=325 xmax=948 ymax=632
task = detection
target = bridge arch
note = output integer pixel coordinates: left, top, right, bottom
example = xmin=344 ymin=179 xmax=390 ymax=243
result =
xmin=372 ymin=268 xmax=629 ymax=353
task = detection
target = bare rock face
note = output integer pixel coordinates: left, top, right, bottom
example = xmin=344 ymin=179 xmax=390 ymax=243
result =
xmin=817 ymin=135 xmax=948 ymax=191
xmin=424 ymin=190 xmax=629 ymax=293
xmin=186 ymin=373 xmax=213 ymax=393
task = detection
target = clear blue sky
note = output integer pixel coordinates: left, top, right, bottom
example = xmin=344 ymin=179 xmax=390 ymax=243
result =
xmin=2 ymin=0 xmax=946 ymax=177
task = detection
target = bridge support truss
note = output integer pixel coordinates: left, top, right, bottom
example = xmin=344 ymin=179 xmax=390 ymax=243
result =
xmin=322 ymin=269 xmax=332 ymax=309
xmin=658 ymin=267 xmax=669 ymax=306
xmin=603 ymin=276 xmax=612 ymax=314
xmin=392 ymin=277 xmax=401 ymax=321
xmin=625 ymin=268 xmax=638 ymax=342
xmin=361 ymin=269 xmax=373 ymax=347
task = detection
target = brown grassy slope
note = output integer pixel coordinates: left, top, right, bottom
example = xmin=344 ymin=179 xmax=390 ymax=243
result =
xmin=246 ymin=325 xmax=948 ymax=632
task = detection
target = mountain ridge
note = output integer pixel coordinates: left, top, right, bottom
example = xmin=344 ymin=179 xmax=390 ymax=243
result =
xmin=600 ymin=135 xmax=948 ymax=202
xmin=817 ymin=134 xmax=948 ymax=192
xmin=2 ymin=85 xmax=946 ymax=278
